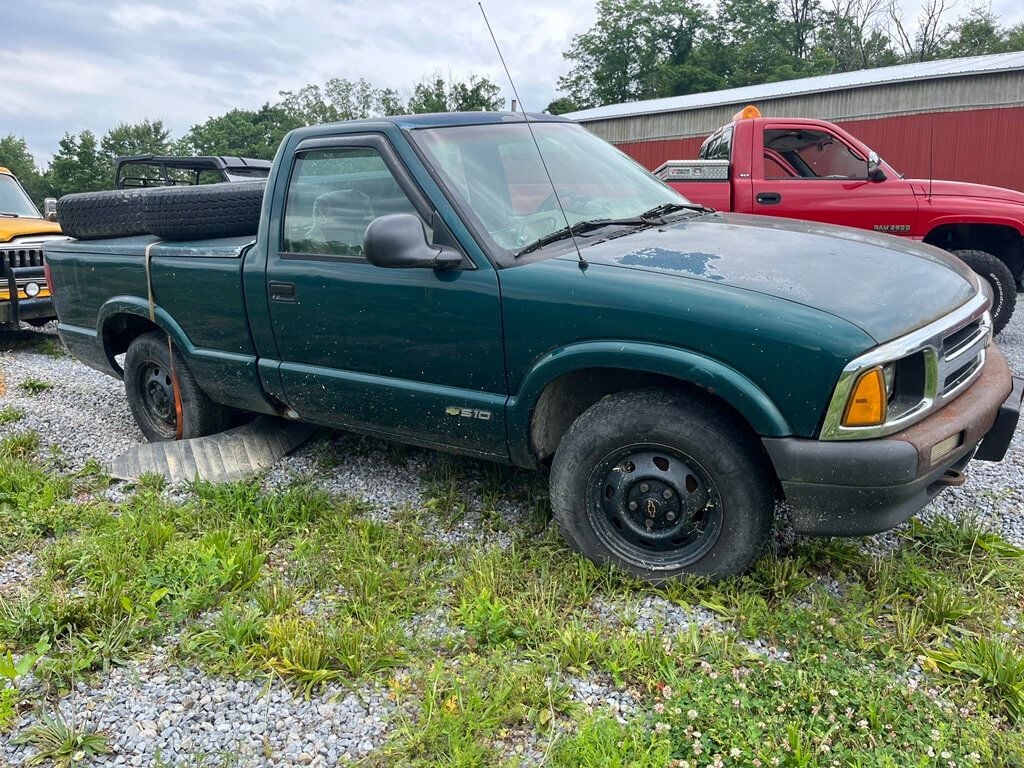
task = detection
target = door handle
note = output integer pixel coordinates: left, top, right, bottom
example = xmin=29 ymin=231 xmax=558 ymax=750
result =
xmin=269 ymin=281 xmax=296 ymax=303
xmin=756 ymin=192 xmax=782 ymax=205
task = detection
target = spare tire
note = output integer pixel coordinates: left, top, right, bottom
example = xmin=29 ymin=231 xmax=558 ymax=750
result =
xmin=56 ymin=189 xmax=149 ymax=240
xmin=142 ymin=182 xmax=266 ymax=241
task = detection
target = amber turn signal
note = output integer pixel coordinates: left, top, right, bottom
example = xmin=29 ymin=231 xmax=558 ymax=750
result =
xmin=842 ymin=367 xmax=888 ymax=427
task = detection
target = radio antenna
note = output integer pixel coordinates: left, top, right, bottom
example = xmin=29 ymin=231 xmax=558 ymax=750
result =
xmin=478 ymin=2 xmax=587 ymax=268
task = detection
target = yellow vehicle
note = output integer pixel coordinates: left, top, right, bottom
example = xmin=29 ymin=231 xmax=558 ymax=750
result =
xmin=0 ymin=168 xmax=64 ymax=328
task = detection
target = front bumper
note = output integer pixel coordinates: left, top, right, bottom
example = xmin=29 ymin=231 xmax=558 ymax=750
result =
xmin=764 ymin=345 xmax=1020 ymax=536
xmin=0 ymin=265 xmax=54 ymax=326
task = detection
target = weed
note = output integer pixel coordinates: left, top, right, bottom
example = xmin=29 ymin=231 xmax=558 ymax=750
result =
xmin=13 ymin=710 xmax=109 ymax=767
xmin=18 ymin=377 xmax=53 ymax=396
xmin=928 ymin=635 xmax=1024 ymax=722
xmin=0 ymin=406 xmax=23 ymax=425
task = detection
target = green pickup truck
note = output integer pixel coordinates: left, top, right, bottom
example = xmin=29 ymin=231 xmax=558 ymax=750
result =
xmin=44 ymin=112 xmax=1022 ymax=580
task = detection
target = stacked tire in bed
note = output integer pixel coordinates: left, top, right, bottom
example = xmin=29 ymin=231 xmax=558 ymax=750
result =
xmin=56 ymin=182 xmax=267 ymax=241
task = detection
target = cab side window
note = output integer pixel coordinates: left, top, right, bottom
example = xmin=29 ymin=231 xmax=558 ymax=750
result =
xmin=698 ymin=125 xmax=733 ymax=161
xmin=762 ymin=128 xmax=867 ymax=180
xmin=283 ymin=147 xmax=421 ymax=257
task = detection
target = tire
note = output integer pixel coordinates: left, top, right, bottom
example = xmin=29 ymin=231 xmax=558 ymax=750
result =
xmin=123 ymin=331 xmax=230 ymax=442
xmin=141 ymin=182 xmax=266 ymax=241
xmin=56 ymin=189 xmax=148 ymax=240
xmin=951 ymin=249 xmax=1016 ymax=335
xmin=549 ymin=388 xmax=774 ymax=581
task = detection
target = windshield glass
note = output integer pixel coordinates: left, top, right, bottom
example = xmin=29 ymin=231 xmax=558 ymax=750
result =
xmin=0 ymin=174 xmax=41 ymax=218
xmin=412 ymin=121 xmax=690 ymax=254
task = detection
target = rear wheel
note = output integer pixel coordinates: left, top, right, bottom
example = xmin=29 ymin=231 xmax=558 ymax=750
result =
xmin=549 ymin=388 xmax=774 ymax=581
xmin=123 ymin=331 xmax=230 ymax=442
xmin=951 ymin=249 xmax=1016 ymax=335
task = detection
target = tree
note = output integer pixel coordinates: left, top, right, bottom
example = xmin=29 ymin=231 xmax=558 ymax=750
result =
xmin=545 ymin=96 xmax=581 ymax=115
xmin=407 ymin=73 xmax=504 ymax=113
xmin=278 ymin=77 xmax=405 ymax=123
xmin=45 ymin=131 xmax=107 ymax=197
xmin=180 ymin=104 xmax=301 ymax=159
xmin=0 ymin=135 xmax=48 ymax=205
xmin=887 ymin=0 xmax=953 ymax=61
xmin=558 ymin=0 xmax=707 ymax=107
xmin=100 ymin=119 xmax=171 ymax=163
xmin=940 ymin=7 xmax=1007 ymax=57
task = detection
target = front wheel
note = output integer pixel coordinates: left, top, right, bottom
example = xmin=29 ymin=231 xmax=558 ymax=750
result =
xmin=951 ymin=249 xmax=1016 ymax=335
xmin=549 ymin=388 xmax=774 ymax=581
xmin=123 ymin=331 xmax=230 ymax=442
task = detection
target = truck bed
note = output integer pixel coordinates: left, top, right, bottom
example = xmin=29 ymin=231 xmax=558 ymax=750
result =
xmin=43 ymin=235 xmax=270 ymax=412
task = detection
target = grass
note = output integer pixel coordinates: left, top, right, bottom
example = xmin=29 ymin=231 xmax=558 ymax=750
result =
xmin=0 ymin=406 xmax=23 ymax=425
xmin=0 ymin=431 xmax=1022 ymax=765
xmin=13 ymin=710 xmax=108 ymax=767
xmin=18 ymin=377 xmax=53 ymax=396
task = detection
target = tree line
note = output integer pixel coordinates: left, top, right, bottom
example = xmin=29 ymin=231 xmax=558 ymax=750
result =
xmin=1 ymin=73 xmax=503 ymax=205
xmin=3 ymin=0 xmax=1021 ymax=204
xmin=549 ymin=0 xmax=1024 ymax=112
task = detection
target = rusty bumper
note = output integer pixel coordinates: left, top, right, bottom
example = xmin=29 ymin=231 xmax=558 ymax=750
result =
xmin=763 ymin=345 xmax=1019 ymax=536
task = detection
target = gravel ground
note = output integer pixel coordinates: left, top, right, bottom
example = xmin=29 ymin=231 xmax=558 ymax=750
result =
xmin=0 ymin=308 xmax=1022 ymax=766
xmin=2 ymin=646 xmax=392 ymax=767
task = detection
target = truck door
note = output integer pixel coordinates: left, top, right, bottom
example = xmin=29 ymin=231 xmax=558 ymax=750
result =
xmin=264 ymin=135 xmax=508 ymax=458
xmin=750 ymin=122 xmax=918 ymax=236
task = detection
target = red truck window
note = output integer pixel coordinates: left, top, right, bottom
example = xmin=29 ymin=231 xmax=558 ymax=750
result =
xmin=762 ymin=128 xmax=866 ymax=180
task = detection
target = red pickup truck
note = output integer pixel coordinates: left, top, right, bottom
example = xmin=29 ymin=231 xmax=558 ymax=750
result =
xmin=657 ymin=107 xmax=1023 ymax=334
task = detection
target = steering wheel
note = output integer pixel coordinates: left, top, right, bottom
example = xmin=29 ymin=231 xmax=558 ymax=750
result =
xmin=535 ymin=187 xmax=585 ymax=214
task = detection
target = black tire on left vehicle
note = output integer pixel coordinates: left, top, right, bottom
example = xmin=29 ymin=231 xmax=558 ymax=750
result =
xmin=951 ymin=249 xmax=1016 ymax=335
xmin=141 ymin=182 xmax=267 ymax=241
xmin=548 ymin=388 xmax=775 ymax=581
xmin=123 ymin=331 xmax=231 ymax=442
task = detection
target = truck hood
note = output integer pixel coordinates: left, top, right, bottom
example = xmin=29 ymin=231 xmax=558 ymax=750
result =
xmin=910 ymin=178 xmax=1024 ymax=206
xmin=574 ymin=212 xmax=978 ymax=343
xmin=0 ymin=218 xmax=63 ymax=243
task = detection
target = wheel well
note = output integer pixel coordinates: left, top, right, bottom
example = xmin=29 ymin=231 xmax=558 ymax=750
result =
xmin=103 ymin=313 xmax=162 ymax=375
xmin=529 ymin=368 xmax=769 ymax=468
xmin=924 ymin=224 xmax=1024 ymax=280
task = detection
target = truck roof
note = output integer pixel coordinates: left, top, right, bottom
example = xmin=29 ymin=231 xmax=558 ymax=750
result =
xmin=288 ymin=111 xmax=568 ymax=140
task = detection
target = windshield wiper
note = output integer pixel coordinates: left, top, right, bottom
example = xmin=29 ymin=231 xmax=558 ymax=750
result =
xmin=639 ymin=201 xmax=713 ymax=220
xmin=515 ymin=217 xmax=648 ymax=257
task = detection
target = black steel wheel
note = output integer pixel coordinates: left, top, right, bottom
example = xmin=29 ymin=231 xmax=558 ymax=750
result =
xmin=588 ymin=446 xmax=723 ymax=569
xmin=123 ymin=331 xmax=231 ymax=442
xmin=550 ymin=388 xmax=774 ymax=580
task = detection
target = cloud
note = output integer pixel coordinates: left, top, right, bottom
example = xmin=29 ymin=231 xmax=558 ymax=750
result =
xmin=2 ymin=0 xmax=595 ymax=164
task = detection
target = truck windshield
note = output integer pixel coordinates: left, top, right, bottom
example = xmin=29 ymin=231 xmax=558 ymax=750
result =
xmin=412 ymin=121 xmax=689 ymax=254
xmin=0 ymin=174 xmax=41 ymax=218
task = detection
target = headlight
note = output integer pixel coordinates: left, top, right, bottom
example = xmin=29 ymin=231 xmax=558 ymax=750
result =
xmin=24 ymin=282 xmax=40 ymax=297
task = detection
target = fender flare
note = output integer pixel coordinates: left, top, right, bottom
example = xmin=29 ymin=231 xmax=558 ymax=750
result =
xmin=506 ymin=340 xmax=792 ymax=465
xmin=97 ymin=296 xmax=196 ymax=374
xmin=923 ymin=215 xmax=1024 ymax=240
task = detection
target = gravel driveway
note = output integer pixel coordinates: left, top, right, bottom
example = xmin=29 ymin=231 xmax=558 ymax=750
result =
xmin=0 ymin=310 xmax=1021 ymax=767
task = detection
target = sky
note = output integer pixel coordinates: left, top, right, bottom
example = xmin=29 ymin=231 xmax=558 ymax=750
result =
xmin=3 ymin=0 xmax=596 ymax=162
xmin=4 ymin=0 xmax=1023 ymax=165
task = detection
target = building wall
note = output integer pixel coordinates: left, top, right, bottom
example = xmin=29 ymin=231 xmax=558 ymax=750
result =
xmin=585 ymin=70 xmax=1024 ymax=191
xmin=613 ymin=105 xmax=1024 ymax=192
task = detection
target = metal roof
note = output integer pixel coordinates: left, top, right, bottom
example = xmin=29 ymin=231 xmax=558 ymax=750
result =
xmin=565 ymin=51 xmax=1024 ymax=122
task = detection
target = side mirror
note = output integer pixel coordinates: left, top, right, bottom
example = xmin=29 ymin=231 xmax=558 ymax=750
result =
xmin=363 ymin=213 xmax=462 ymax=270
xmin=867 ymin=151 xmax=886 ymax=182
xmin=43 ymin=197 xmax=58 ymax=221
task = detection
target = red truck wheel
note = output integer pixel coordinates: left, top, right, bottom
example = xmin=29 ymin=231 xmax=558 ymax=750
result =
xmin=952 ymin=249 xmax=1016 ymax=335
xmin=549 ymin=387 xmax=774 ymax=581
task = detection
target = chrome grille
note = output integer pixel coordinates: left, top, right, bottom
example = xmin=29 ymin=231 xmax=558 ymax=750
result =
xmin=821 ymin=293 xmax=991 ymax=440
xmin=0 ymin=246 xmax=45 ymax=272
xmin=938 ymin=313 xmax=990 ymax=398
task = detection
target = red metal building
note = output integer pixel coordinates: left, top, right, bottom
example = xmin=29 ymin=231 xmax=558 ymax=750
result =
xmin=565 ymin=53 xmax=1024 ymax=192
